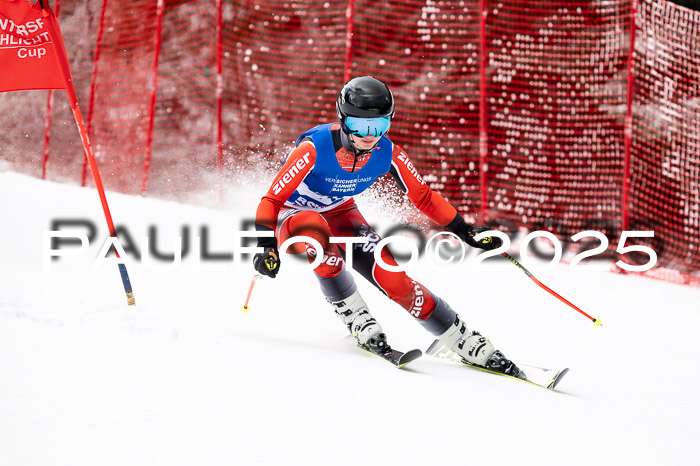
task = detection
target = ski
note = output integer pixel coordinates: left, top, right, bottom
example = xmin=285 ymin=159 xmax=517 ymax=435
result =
xmin=351 ymin=339 xmax=422 ymax=368
xmin=426 ymin=340 xmax=569 ymax=390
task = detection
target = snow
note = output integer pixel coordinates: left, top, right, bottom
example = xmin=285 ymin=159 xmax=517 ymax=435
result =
xmin=1 ymin=171 xmax=699 ymax=466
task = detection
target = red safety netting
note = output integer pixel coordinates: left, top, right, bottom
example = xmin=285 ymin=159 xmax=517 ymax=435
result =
xmin=0 ymin=0 xmax=698 ymax=284
xmin=83 ymin=0 xmax=159 ymax=195
xmin=349 ymin=1 xmax=482 ymax=215
xmin=628 ymin=0 xmax=700 ymax=281
xmin=219 ymin=0 xmax=348 ymax=171
xmin=484 ymin=0 xmax=631 ymax=240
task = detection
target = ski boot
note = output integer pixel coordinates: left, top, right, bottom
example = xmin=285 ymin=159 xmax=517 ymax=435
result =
xmin=330 ymin=290 xmax=385 ymax=347
xmin=438 ymin=315 xmax=522 ymax=378
xmin=483 ymin=350 xmax=521 ymax=378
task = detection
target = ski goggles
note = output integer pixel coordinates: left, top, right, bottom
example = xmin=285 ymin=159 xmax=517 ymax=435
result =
xmin=345 ymin=115 xmax=392 ymax=138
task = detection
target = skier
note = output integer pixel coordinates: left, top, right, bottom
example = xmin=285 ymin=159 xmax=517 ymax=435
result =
xmin=252 ymin=76 xmax=519 ymax=375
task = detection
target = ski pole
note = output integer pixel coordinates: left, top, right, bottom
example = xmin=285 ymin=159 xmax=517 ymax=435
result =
xmin=502 ymin=252 xmax=602 ymax=326
xmin=241 ymin=274 xmax=263 ymax=313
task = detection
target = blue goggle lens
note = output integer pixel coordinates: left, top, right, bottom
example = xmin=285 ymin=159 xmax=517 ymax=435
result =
xmin=345 ymin=115 xmax=391 ymax=137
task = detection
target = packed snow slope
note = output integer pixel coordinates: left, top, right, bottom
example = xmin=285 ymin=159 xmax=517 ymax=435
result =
xmin=1 ymin=171 xmax=699 ymax=466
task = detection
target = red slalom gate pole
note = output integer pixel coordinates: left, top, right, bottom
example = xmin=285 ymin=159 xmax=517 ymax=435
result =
xmin=40 ymin=1 xmax=135 ymax=306
xmin=502 ymin=252 xmax=602 ymax=326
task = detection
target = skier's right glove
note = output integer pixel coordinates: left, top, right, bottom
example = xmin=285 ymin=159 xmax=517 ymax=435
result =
xmin=253 ymin=247 xmax=281 ymax=278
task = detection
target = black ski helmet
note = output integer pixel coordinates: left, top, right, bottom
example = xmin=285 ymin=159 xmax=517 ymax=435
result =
xmin=336 ymin=76 xmax=394 ymax=135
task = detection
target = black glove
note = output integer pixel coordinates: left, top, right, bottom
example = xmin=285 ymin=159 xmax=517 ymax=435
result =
xmin=253 ymin=223 xmax=280 ymax=278
xmin=463 ymin=225 xmax=503 ymax=251
xmin=253 ymin=247 xmax=281 ymax=278
xmin=446 ymin=214 xmax=503 ymax=251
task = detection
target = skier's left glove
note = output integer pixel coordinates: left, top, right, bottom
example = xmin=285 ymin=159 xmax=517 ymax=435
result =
xmin=253 ymin=247 xmax=281 ymax=278
xmin=463 ymin=226 xmax=503 ymax=251
xmin=446 ymin=213 xmax=503 ymax=251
